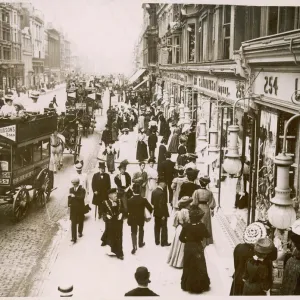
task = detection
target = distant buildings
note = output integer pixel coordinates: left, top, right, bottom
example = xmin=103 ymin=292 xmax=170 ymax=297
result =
xmin=0 ymin=2 xmax=84 ymax=90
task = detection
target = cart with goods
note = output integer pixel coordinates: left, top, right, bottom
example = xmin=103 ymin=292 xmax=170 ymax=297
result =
xmin=0 ymin=114 xmax=57 ymax=221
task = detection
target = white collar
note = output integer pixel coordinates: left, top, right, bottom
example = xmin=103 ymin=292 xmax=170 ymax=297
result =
xmin=157 ymin=186 xmax=163 ymax=191
xmin=137 ymin=285 xmax=148 ymax=289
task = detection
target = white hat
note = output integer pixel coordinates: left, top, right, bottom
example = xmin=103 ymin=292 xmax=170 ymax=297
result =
xmin=74 ymin=160 xmax=83 ymax=170
xmin=58 ymin=284 xmax=73 ymax=297
xmin=243 ymin=222 xmax=267 ymax=244
xmin=71 ymin=177 xmax=80 ymax=184
xmin=30 ymin=91 xmax=40 ymax=99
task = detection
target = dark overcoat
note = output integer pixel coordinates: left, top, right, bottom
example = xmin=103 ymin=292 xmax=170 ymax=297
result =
xmin=91 ymin=172 xmax=111 ymax=205
xmin=68 ymin=186 xmax=86 ymax=222
xmin=127 ymin=195 xmax=153 ymax=226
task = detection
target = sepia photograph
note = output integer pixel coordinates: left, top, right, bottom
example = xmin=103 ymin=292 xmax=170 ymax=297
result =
xmin=0 ymin=0 xmax=299 ymax=297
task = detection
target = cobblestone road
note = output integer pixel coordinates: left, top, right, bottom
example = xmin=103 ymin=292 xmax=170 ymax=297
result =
xmin=0 ymin=87 xmax=107 ymax=297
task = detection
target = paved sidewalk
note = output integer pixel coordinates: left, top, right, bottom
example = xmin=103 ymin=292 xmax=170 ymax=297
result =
xmin=37 ymin=115 xmax=234 ymax=297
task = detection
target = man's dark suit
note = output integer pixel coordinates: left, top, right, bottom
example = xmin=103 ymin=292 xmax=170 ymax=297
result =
xmin=160 ymin=159 xmax=175 ymax=204
xmin=114 ymin=172 xmax=132 ymax=215
xmin=157 ymin=144 xmax=167 ymax=175
xmin=68 ymin=185 xmax=86 ymax=241
xmin=125 ymin=287 xmax=158 ymax=296
xmin=91 ymin=172 xmax=111 ymax=216
xmin=148 ymin=133 xmax=158 ymax=159
xmin=151 ymin=187 xmax=169 ymax=246
xmin=127 ymin=194 xmax=153 ymax=248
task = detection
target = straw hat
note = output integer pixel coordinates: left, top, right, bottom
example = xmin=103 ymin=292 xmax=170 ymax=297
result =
xmin=243 ymin=222 xmax=267 ymax=244
xmin=178 ymin=196 xmax=192 ymax=208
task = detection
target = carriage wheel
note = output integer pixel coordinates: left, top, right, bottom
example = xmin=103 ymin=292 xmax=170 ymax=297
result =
xmin=13 ymin=187 xmax=30 ymax=221
xmin=33 ymin=188 xmax=46 ymax=207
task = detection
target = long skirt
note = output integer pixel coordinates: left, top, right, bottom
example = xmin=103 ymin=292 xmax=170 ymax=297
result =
xmin=198 ymin=204 xmax=213 ymax=247
xmin=106 ymin=218 xmax=124 ymax=257
xmin=181 ymin=242 xmax=210 ymax=294
xmin=106 ymin=153 xmax=115 ymax=172
xmin=136 ymin=141 xmax=148 ymax=161
xmin=168 ymin=134 xmax=179 ymax=153
xmin=146 ymin=179 xmax=157 ymax=202
xmin=167 ymin=225 xmax=185 ymax=268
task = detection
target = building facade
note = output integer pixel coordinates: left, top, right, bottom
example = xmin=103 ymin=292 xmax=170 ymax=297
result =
xmin=138 ymin=4 xmax=300 ymax=290
xmin=21 ymin=26 xmax=33 ymax=88
xmin=47 ymin=27 xmax=61 ymax=82
xmin=0 ymin=3 xmax=24 ymax=91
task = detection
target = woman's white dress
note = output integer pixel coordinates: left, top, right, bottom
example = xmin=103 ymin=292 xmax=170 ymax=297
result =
xmin=167 ymin=208 xmax=190 ymax=268
xmin=118 ymin=134 xmax=131 ymax=161
xmin=146 ymin=166 xmax=158 ymax=201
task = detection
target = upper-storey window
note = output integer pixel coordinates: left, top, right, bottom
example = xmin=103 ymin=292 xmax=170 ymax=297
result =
xmin=187 ymin=24 xmax=195 ymax=62
xmin=222 ymin=5 xmax=231 ymax=59
xmin=268 ymin=7 xmax=298 ymax=35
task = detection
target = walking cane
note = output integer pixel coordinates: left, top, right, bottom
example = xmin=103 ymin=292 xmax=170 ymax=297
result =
xmin=95 ymin=205 xmax=97 ymax=221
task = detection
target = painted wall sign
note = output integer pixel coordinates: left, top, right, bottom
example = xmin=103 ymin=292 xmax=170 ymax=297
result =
xmin=193 ymin=75 xmax=246 ymax=102
xmin=252 ymin=71 xmax=300 ymax=104
xmin=0 ymin=125 xmax=16 ymax=142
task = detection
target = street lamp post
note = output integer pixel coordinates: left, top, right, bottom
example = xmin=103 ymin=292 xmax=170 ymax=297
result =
xmin=267 ymin=114 xmax=299 ymax=230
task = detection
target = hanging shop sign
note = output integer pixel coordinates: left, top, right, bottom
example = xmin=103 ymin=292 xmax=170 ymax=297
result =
xmin=252 ymin=71 xmax=300 ymax=105
xmin=193 ymin=75 xmax=246 ymax=103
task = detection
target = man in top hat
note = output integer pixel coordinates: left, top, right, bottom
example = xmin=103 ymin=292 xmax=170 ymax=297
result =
xmin=157 ymin=138 xmax=167 ymax=174
xmin=114 ymin=160 xmax=132 ymax=217
xmin=92 ymin=162 xmax=111 ymax=220
xmin=102 ymin=188 xmax=124 ymax=260
xmin=26 ymin=91 xmax=44 ymax=114
xmin=187 ymin=124 xmax=196 ymax=154
xmin=0 ymin=94 xmax=17 ymax=117
xmin=74 ymin=160 xmax=89 ymax=202
xmin=125 ymin=266 xmax=158 ymax=296
xmin=151 ymin=177 xmax=171 ymax=247
xmin=68 ymin=177 xmax=86 ymax=243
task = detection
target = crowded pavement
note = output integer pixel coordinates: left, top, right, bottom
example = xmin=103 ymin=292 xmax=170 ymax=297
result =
xmin=33 ymin=89 xmax=234 ymax=297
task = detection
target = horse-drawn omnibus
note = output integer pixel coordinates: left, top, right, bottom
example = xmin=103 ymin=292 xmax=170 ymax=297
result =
xmin=0 ymin=114 xmax=57 ymax=221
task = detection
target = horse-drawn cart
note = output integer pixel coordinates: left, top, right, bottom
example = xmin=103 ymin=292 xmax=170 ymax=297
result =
xmin=0 ymin=115 xmax=57 ymax=221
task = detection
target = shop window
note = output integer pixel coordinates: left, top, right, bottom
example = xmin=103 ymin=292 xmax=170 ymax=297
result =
xmin=223 ymin=5 xmax=231 ymax=59
xmin=268 ymin=7 xmax=297 ymax=35
xmin=42 ymin=140 xmax=50 ymax=159
xmin=33 ymin=141 xmax=42 ymax=162
xmin=187 ymin=24 xmax=196 ymax=62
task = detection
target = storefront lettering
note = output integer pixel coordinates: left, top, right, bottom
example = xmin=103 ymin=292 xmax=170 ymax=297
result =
xmin=264 ymin=76 xmax=278 ymax=96
xmin=198 ymin=77 xmax=230 ymax=97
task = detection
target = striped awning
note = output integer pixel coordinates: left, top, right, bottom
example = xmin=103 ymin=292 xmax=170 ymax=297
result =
xmin=128 ymin=68 xmax=146 ymax=84
xmin=133 ymin=78 xmax=148 ymax=90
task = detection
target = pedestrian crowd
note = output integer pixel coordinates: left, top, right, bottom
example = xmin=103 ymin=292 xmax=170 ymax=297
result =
xmin=66 ymin=101 xmax=300 ymax=296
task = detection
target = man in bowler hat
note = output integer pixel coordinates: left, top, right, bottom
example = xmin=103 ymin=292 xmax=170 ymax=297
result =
xmin=125 ymin=266 xmax=158 ymax=296
xmin=151 ymin=177 xmax=171 ymax=247
xmin=68 ymin=177 xmax=86 ymax=243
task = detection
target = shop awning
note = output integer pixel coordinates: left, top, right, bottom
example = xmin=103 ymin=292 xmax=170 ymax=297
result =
xmin=133 ymin=78 xmax=148 ymax=90
xmin=128 ymin=68 xmax=146 ymax=84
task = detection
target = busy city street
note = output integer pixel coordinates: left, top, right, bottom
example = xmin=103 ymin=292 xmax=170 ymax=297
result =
xmin=0 ymin=1 xmax=300 ymax=298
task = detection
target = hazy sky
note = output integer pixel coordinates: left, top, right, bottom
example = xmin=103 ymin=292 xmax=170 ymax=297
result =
xmin=30 ymin=0 xmax=143 ymax=75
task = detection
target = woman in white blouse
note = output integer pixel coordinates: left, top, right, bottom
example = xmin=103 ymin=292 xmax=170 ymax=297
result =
xmin=145 ymin=158 xmax=158 ymax=202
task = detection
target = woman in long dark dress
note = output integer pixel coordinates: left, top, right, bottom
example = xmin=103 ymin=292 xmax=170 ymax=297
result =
xmin=178 ymin=169 xmax=200 ymax=200
xmin=179 ymin=205 xmax=210 ymax=294
xmin=229 ymin=222 xmax=268 ymax=296
xmin=136 ymin=129 xmax=148 ymax=161
xmin=177 ymin=137 xmax=187 ymax=166
xmin=242 ymin=237 xmax=275 ymax=296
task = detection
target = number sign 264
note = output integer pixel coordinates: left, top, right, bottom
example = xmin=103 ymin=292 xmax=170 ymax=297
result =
xmin=264 ymin=76 xmax=278 ymax=96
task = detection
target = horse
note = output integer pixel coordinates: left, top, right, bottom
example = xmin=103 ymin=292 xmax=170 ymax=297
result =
xmin=50 ymin=132 xmax=64 ymax=173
